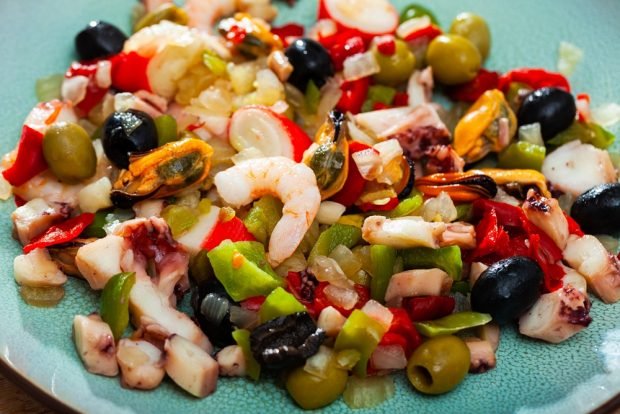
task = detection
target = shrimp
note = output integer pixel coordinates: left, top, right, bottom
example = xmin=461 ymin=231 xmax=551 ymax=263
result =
xmin=184 ymin=0 xmax=236 ymax=33
xmin=214 ymin=156 xmax=321 ymax=266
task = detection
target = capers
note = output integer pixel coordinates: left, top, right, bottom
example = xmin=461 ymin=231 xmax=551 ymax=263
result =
xmin=570 ymin=183 xmax=620 ymax=235
xmin=517 ymin=87 xmax=577 ymax=140
xmin=471 ymin=256 xmax=543 ymax=324
xmin=449 ymin=12 xmax=491 ymax=61
xmin=426 ymin=34 xmax=481 ymax=85
xmin=42 ymin=122 xmax=97 ymax=183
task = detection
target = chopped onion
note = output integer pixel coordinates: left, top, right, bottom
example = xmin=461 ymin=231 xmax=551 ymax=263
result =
xmin=310 ymin=19 xmax=337 ymax=40
xmin=396 ymin=15 xmax=431 ymax=40
xmin=343 ymin=52 xmax=380 ymax=82
xmin=352 ymin=148 xmax=382 ymax=180
xmin=557 ymin=41 xmax=583 ymax=77
xmin=323 ymin=284 xmax=359 ymax=310
xmin=303 ymin=346 xmax=334 ymax=379
xmin=20 ymin=285 xmax=64 ymax=307
xmin=329 ymin=245 xmax=362 ymax=279
xmin=518 ymin=123 xmax=544 ymax=146
xmin=492 ymin=188 xmax=521 ymax=207
xmin=422 ymin=191 xmax=457 ymax=223
xmin=35 ymin=74 xmax=63 ymax=102
xmin=309 ymin=256 xmax=353 ymax=288
xmin=557 ymin=192 xmax=576 ymax=213
xmin=0 ymin=170 xmax=12 ymax=200
xmin=370 ymin=345 xmax=407 ymax=371
xmin=317 ymin=77 xmax=343 ymax=119
xmin=336 ymin=349 xmax=361 ymax=370
xmin=229 ymin=306 xmax=259 ymax=330
xmin=317 ymin=306 xmax=346 ymax=337
xmin=347 ymin=119 xmax=376 ymax=145
xmin=274 ymin=252 xmax=307 ymax=278
xmin=78 ymin=177 xmax=113 ymax=213
xmin=343 ymin=375 xmax=395 ymax=409
xmin=61 ymin=75 xmax=89 ymax=105
xmin=317 ymin=201 xmax=346 ymax=225
xmin=95 ymin=60 xmax=112 ymax=89
xmin=269 ymin=100 xmax=289 ymax=115
xmin=360 ymin=300 xmax=393 ymax=330
xmin=232 ymin=147 xmax=265 ymax=165
xmin=592 ymin=103 xmax=620 ymax=128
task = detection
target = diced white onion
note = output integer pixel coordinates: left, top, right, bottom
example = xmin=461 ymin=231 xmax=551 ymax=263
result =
xmin=396 ymin=16 xmax=431 ymax=40
xmin=352 ymin=148 xmax=382 ymax=180
xmin=592 ymin=103 xmax=620 ymax=128
xmin=374 ymin=139 xmax=403 ymax=169
xmin=0 ymin=169 xmax=12 ymax=200
xmin=270 ymin=100 xmax=289 ymax=115
xmin=370 ymin=345 xmax=407 ymax=371
xmin=95 ymin=60 xmax=112 ymax=89
xmin=347 ymin=119 xmax=376 ymax=145
xmin=343 ymin=52 xmax=380 ymax=82
xmin=61 ymin=75 xmax=89 ymax=105
xmin=310 ymin=19 xmax=337 ymax=40
xmin=317 ymin=306 xmax=346 ymax=337
xmin=360 ymin=300 xmax=393 ymax=330
xmin=78 ymin=177 xmax=113 ymax=213
xmin=317 ymin=77 xmax=343 ymax=118
xmin=329 ymin=245 xmax=362 ymax=279
xmin=303 ymin=346 xmax=334 ymax=379
xmin=324 ymin=284 xmax=359 ymax=310
xmin=274 ymin=252 xmax=308 ymax=278
xmin=421 ymin=191 xmax=457 ymax=223
xmin=309 ymin=256 xmax=354 ymax=289
xmin=518 ymin=123 xmax=544 ymax=146
xmin=343 ymin=375 xmax=395 ymax=409
xmin=557 ymin=41 xmax=584 ymax=77
xmin=317 ymin=201 xmax=347 ymax=225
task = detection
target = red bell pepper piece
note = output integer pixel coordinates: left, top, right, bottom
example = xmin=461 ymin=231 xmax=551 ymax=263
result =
xmin=272 ymin=111 xmax=313 ymax=162
xmin=337 ymin=77 xmax=370 ymax=114
xmin=402 ymin=24 xmax=442 ymax=42
xmin=23 ymin=213 xmax=94 ymax=254
xmin=201 ymin=216 xmax=256 ymax=251
xmin=372 ymin=102 xmax=390 ymax=111
xmin=375 ymin=35 xmax=396 ymax=56
xmin=327 ymin=34 xmax=365 ymax=71
xmin=65 ymin=61 xmax=109 ymax=115
xmin=359 ymin=196 xmax=399 ymax=212
xmin=379 ymin=308 xmax=422 ymax=357
xmin=331 ymin=141 xmax=371 ymax=207
xmin=564 ymin=212 xmax=585 ymax=237
xmin=576 ymin=93 xmax=591 ymax=123
xmin=271 ymin=23 xmax=304 ymax=46
xmin=241 ymin=296 xmax=266 ymax=311
xmin=498 ymin=68 xmax=570 ymax=93
xmin=528 ymin=233 xmax=564 ymax=292
xmin=110 ymin=52 xmax=151 ymax=93
xmin=447 ymin=69 xmax=500 ymax=102
xmin=402 ymin=296 xmax=456 ymax=322
xmin=392 ymin=92 xmax=409 ymax=107
xmin=3 ymin=125 xmax=48 ymax=187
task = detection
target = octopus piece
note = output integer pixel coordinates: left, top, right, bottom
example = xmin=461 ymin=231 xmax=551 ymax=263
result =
xmin=522 ymin=189 xmax=569 ymax=250
xmin=214 ymin=156 xmax=321 ymax=266
xmin=76 ymin=235 xmax=126 ymax=290
xmin=362 ymin=216 xmax=446 ymax=249
xmin=216 ymin=345 xmax=247 ymax=377
xmin=464 ymin=338 xmax=496 ymax=373
xmin=407 ymin=67 xmax=434 ymax=108
xmin=13 ymin=248 xmax=67 ymax=288
xmin=563 ymin=234 xmax=620 ymax=303
xmin=518 ymin=269 xmax=592 ymax=343
xmin=422 ymin=145 xmax=465 ymax=175
xmin=116 ymin=339 xmax=165 ymax=390
xmin=384 ymin=268 xmax=452 ymax=306
xmin=73 ymin=314 xmax=118 ymax=377
xmin=439 ymin=222 xmax=476 ymax=249
xmin=542 ymin=141 xmax=617 ymax=197
xmin=164 ymin=335 xmax=219 ymax=398
xmin=11 ymin=198 xmax=68 ymax=245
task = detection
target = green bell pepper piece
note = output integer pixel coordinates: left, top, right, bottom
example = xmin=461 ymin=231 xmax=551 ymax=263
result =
xmin=362 ymin=85 xmax=397 ymax=112
xmin=400 ymin=246 xmax=463 ymax=280
xmin=154 ymin=114 xmax=178 ymax=146
xmin=207 ymin=241 xmax=282 ymax=302
xmin=336 ymin=214 xmax=365 ymax=228
xmin=309 ymin=224 xmax=362 ymax=263
xmin=547 ymin=121 xmax=615 ymax=149
xmin=369 ymin=245 xmax=397 ymax=301
xmin=100 ymin=272 xmax=136 ymax=341
xmin=388 ymin=194 xmax=423 ymax=218
xmin=400 ymin=3 xmax=439 ymax=25
xmin=259 ymin=287 xmax=306 ymax=323
xmin=415 ymin=311 xmax=492 ymax=337
xmin=232 ymin=329 xmax=261 ymax=380
xmin=161 ymin=205 xmax=198 ymax=238
xmin=83 ymin=208 xmax=135 ymax=238
xmin=455 ymin=203 xmax=473 ymax=221
xmin=203 ymin=50 xmax=228 ymax=77
xmin=497 ymin=141 xmax=546 ymax=171
xmin=305 ymin=80 xmax=321 ymax=114
xmin=334 ymin=310 xmax=388 ymax=377
xmin=243 ymin=196 xmax=283 ymax=245
xmin=451 ymin=280 xmax=471 ymax=294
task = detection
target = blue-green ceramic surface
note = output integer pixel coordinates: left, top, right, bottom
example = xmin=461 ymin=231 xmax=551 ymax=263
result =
xmin=0 ymin=1 xmax=619 ymax=413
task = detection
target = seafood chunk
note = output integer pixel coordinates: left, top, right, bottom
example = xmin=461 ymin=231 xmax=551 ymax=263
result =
xmin=76 ymin=235 xmax=126 ymax=290
xmin=563 ymin=234 xmax=620 ymax=303
xmin=13 ymin=248 xmax=67 ymax=287
xmin=464 ymin=338 xmax=496 ymax=373
xmin=416 ymin=171 xmax=497 ymax=202
xmin=384 ymin=268 xmax=452 ymax=306
xmin=73 ymin=314 xmax=118 ymax=377
xmin=362 ymin=216 xmax=446 ymax=249
xmin=522 ymin=189 xmax=569 ymax=249
xmin=164 ymin=334 xmax=219 ymax=398
xmin=216 ymin=345 xmax=246 ymax=377
xmin=214 ymin=156 xmax=321 ymax=266
xmin=519 ymin=270 xmax=591 ymax=343
xmin=116 ymin=339 xmax=165 ymax=390
xmin=542 ymin=141 xmax=617 ymax=197
xmin=11 ymin=198 xmax=67 ymax=245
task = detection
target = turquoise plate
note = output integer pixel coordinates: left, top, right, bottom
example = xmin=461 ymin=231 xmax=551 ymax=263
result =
xmin=0 ymin=1 xmax=619 ymax=413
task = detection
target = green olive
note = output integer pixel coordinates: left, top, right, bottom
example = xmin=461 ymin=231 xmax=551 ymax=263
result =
xmin=406 ymin=335 xmax=470 ymax=395
xmin=43 ymin=122 xmax=97 ymax=183
xmin=285 ymin=361 xmax=348 ymax=409
xmin=372 ymin=39 xmax=416 ymax=86
xmin=426 ymin=34 xmax=481 ymax=85
xmin=449 ymin=12 xmax=491 ymax=61
xmin=400 ymin=4 xmax=439 ymax=25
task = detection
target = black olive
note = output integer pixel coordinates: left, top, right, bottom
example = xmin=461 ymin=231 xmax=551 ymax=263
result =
xmin=284 ymin=38 xmax=334 ymax=92
xmin=103 ymin=110 xmax=158 ymax=169
xmin=397 ymin=157 xmax=416 ymax=200
xmin=250 ymin=312 xmax=325 ymax=370
xmin=471 ymin=256 xmax=543 ymax=324
xmin=571 ymin=183 xmax=620 ymax=235
xmin=517 ymin=87 xmax=576 ymax=140
xmin=75 ymin=21 xmax=127 ymax=61
xmin=191 ymin=279 xmax=237 ymax=348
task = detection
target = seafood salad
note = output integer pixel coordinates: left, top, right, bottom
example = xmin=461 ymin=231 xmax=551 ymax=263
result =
xmin=4 ymin=0 xmax=620 ymax=409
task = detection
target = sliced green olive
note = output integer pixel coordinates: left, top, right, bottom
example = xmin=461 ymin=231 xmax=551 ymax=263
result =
xmin=100 ymin=272 xmax=136 ymax=341
xmin=407 ymin=335 xmax=470 ymax=394
xmin=43 ymin=122 xmax=97 ymax=183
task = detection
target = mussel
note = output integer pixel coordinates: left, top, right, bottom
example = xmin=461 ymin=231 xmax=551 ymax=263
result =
xmin=479 ymin=168 xmax=551 ymax=198
xmin=304 ymin=110 xmax=350 ymax=200
xmin=571 ymin=183 xmax=620 ymax=235
xmin=111 ymin=138 xmax=213 ymax=208
xmin=453 ymin=89 xmax=517 ymax=163
xmin=416 ymin=171 xmax=497 ymax=202
xmin=218 ymin=13 xmax=282 ymax=57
